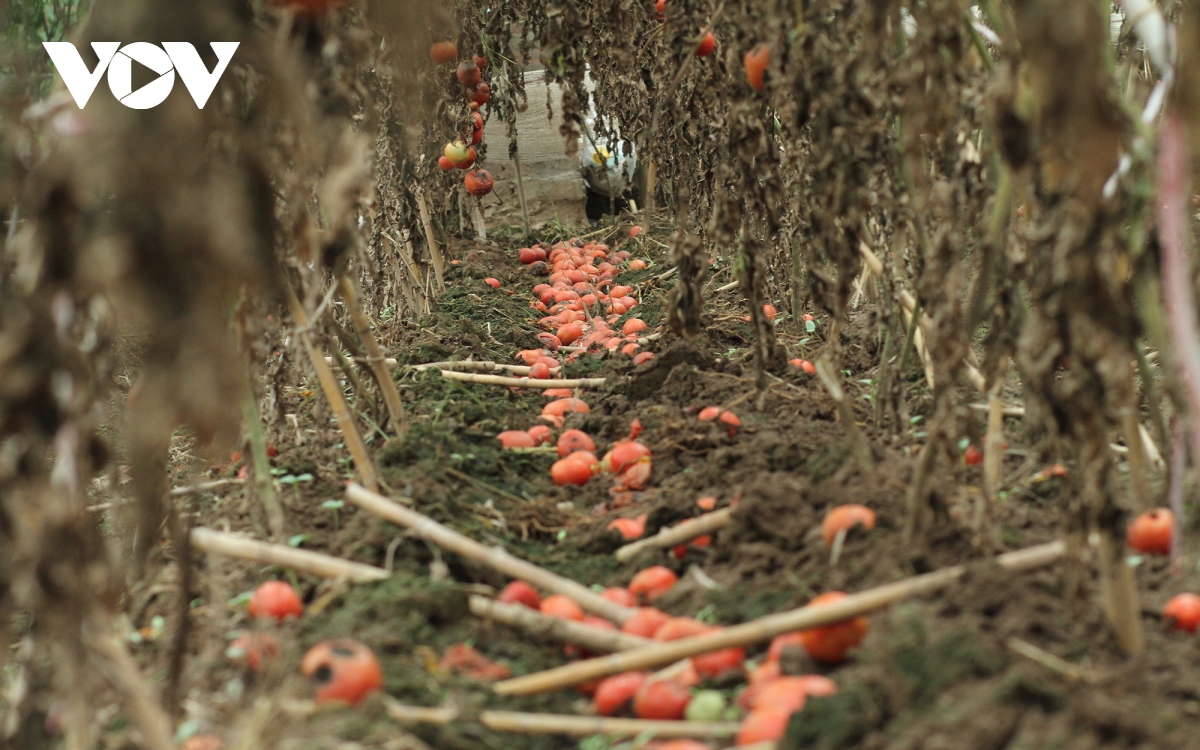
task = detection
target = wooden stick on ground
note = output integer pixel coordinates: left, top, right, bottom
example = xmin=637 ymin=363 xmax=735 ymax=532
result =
xmin=285 ymin=280 xmax=380 ymax=491
xmin=470 ymin=596 xmax=651 ymax=652
xmin=437 ymin=370 xmax=608 ymax=389
xmin=479 ymin=712 xmax=741 ymax=739
xmin=415 ymin=191 xmax=446 ymax=293
xmin=495 ymin=540 xmax=1067 ymax=695
xmin=190 ymin=527 xmax=389 ymax=582
xmin=346 ymin=484 xmax=638 ymax=624
xmin=381 ymin=700 xmax=741 ymax=739
xmin=337 ymin=275 xmax=407 ymax=436
xmin=615 ymin=508 xmax=734 ymax=562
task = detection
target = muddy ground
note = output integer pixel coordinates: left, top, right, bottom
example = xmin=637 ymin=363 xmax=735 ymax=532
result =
xmin=81 ymin=219 xmax=1200 ymax=750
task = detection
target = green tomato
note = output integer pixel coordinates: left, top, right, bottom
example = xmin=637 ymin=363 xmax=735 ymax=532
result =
xmin=685 ymin=689 xmax=728 ymax=722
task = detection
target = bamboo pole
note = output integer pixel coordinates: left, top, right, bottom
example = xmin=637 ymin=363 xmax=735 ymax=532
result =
xmin=345 ymin=484 xmax=638 ymax=623
xmin=190 ymin=527 xmax=390 ymax=582
xmin=437 ymin=370 xmax=608 ymax=389
xmin=416 ymin=192 xmax=446 ymax=293
xmin=615 ymin=509 xmax=734 ymax=561
xmin=479 ymin=712 xmax=741 ymax=739
xmin=494 ymin=540 xmax=1067 ymax=695
xmin=285 ymin=281 xmax=380 ymax=491
xmin=337 ymin=275 xmax=407 ymax=436
xmin=470 ymin=596 xmax=651 ymax=651
xmin=325 ymin=358 xmax=564 ymax=377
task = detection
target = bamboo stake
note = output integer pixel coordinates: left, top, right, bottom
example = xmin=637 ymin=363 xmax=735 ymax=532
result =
xmin=494 ymin=540 xmax=1067 ymax=695
xmin=437 ymin=370 xmax=608 ymax=389
xmin=327 ymin=358 xmax=564 ymax=377
xmin=384 ymin=699 xmax=458 ymax=725
xmin=285 ymin=280 xmax=379 ymax=491
xmin=337 ymin=275 xmax=407 ymax=436
xmin=190 ymin=527 xmax=389 ymax=582
xmin=345 ymin=484 xmax=638 ymax=623
xmin=470 ymin=596 xmax=651 ymax=651
xmin=615 ymin=509 xmax=734 ymax=561
xmin=416 ymin=192 xmax=446 ymax=293
xmin=480 ymin=711 xmax=741 ymax=738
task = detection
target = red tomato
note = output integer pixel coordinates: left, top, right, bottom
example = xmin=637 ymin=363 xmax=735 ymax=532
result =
xmin=719 ymin=410 xmax=741 ymax=432
xmin=527 ymin=425 xmax=554 ymax=445
xmin=629 ymin=225 xmax=643 ymax=238
xmin=497 ymin=580 xmax=541 ymax=609
xmin=621 ymin=608 xmax=671 ymax=638
xmin=618 ymin=457 xmax=653 ymax=489
xmin=821 ymin=504 xmax=877 ymax=546
xmin=556 ymin=322 xmax=584 ymax=345
xmin=437 ymin=155 xmax=454 ymax=171
xmin=540 ymin=594 xmax=585 ymax=621
xmin=469 ymin=82 xmax=491 ymax=106
xmin=551 ymin=451 xmax=597 ymax=486
xmin=301 ymin=639 xmax=383 ymax=705
xmin=629 ymin=566 xmax=678 ymax=602
xmin=497 ymin=430 xmax=535 ymax=449
xmin=654 ymin=0 xmax=665 ymax=20
xmin=797 ymin=591 xmax=868 ymax=664
xmin=602 ymin=587 xmax=638 ymax=608
xmin=248 ymin=581 xmax=303 ymax=621
xmin=519 ymin=248 xmax=538 ymax=264
xmin=741 ymin=676 xmax=818 ymax=713
xmin=1164 ymin=593 xmax=1200 ymax=633
xmin=623 ymin=318 xmax=648 ymax=336
xmin=744 ymin=44 xmax=769 ymax=91
xmin=698 ymin=406 xmax=721 ymax=421
xmin=628 ymin=419 xmax=643 ymax=440
xmin=456 ymin=61 xmax=481 ymax=87
xmin=543 ymin=397 xmax=589 ymax=417
xmin=229 ymin=632 xmax=280 ymax=673
xmin=528 ymin=362 xmax=552 ymax=379
xmin=594 ymin=671 xmax=647 ymax=715
xmin=608 ymin=514 xmax=648 ymax=540
xmin=465 ymin=169 xmax=494 ymax=197
xmin=429 ymin=41 xmax=457 ymax=64
xmin=633 ymin=679 xmax=691 ymax=720
xmin=697 ymin=496 xmax=717 ymax=511
xmin=762 ymin=303 xmax=777 ymax=321
xmin=473 ymin=53 xmax=487 ymax=70
xmin=629 ymin=259 xmax=647 ymax=270
xmin=1127 ymin=508 xmax=1174 ymax=555
xmin=695 ymin=30 xmax=715 ymax=56
xmin=736 ymin=708 xmax=791 ymax=745
xmin=963 ymin=445 xmax=983 ymax=466
xmin=790 ymin=358 xmax=816 ymax=374
xmin=603 ymin=440 xmax=652 ymax=474
xmin=633 ymin=352 xmax=655 ymax=365
xmin=557 ymin=429 xmax=596 ymax=457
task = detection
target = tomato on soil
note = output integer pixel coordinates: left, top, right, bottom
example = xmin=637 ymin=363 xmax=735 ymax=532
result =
xmin=248 ymin=581 xmax=303 ymax=621
xmin=301 ymin=639 xmax=383 ymax=705
xmin=497 ymin=580 xmax=541 ymax=609
xmin=1127 ymin=508 xmax=1174 ymax=555
xmin=629 ymin=566 xmax=678 ymax=602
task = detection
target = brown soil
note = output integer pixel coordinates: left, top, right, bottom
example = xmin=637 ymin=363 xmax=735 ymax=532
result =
xmin=100 ymin=226 xmax=1200 ymax=750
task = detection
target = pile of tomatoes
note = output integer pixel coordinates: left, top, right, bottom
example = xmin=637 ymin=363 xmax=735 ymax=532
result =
xmin=499 ymin=568 xmax=869 ymax=746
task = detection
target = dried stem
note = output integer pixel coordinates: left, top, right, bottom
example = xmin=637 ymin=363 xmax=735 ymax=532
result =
xmin=285 ymin=279 xmax=379 ymax=491
xmin=337 ymin=275 xmax=407 ymax=436
xmin=416 ymin=191 xmax=446 ymax=293
xmin=615 ymin=508 xmax=734 ymax=561
xmin=437 ymin=370 xmax=608 ymax=389
xmin=190 ymin=527 xmax=389 ymax=582
xmin=470 ymin=596 xmax=651 ymax=651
